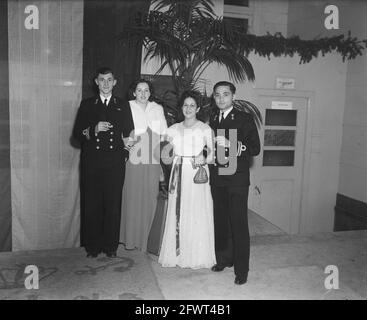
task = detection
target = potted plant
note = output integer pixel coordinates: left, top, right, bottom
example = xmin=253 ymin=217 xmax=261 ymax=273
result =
xmin=119 ymin=0 xmax=262 ymax=125
xmin=119 ymin=0 xmax=366 ymax=126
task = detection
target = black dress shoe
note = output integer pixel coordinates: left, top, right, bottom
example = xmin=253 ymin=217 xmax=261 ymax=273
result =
xmin=211 ymin=263 xmax=234 ymax=272
xmin=86 ymin=252 xmax=98 ymax=258
xmin=234 ymin=274 xmax=248 ymax=285
xmin=106 ymin=251 xmax=117 ymax=258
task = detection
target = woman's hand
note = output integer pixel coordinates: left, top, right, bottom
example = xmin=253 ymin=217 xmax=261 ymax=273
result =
xmin=122 ymin=137 xmax=136 ymax=152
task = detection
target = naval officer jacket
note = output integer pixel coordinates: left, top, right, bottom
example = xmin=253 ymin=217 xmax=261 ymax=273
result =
xmin=73 ymin=95 xmax=134 ymax=169
xmin=209 ymin=107 xmax=260 ymax=187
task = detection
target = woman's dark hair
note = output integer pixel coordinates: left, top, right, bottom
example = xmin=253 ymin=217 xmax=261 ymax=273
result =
xmin=178 ymin=90 xmax=202 ymax=109
xmin=128 ymin=78 xmax=155 ymax=101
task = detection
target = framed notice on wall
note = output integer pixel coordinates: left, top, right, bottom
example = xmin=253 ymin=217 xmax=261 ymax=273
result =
xmin=275 ymin=77 xmax=295 ymax=89
xmin=271 ymin=101 xmax=293 ymax=110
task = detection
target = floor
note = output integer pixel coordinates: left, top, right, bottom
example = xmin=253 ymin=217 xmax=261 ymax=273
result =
xmin=0 ymin=211 xmax=366 ymax=300
xmin=148 ymin=211 xmax=367 ymax=300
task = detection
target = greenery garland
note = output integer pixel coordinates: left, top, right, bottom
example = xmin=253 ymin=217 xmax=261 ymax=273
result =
xmin=239 ymin=31 xmax=367 ymax=63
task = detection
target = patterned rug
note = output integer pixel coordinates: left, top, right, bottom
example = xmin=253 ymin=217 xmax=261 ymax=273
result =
xmin=0 ymin=246 xmax=164 ymax=300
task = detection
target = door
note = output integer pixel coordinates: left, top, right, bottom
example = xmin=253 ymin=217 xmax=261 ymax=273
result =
xmin=250 ymin=92 xmax=309 ymax=234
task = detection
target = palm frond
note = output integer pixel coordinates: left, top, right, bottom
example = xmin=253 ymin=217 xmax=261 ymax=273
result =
xmin=206 ymin=48 xmax=255 ymax=82
xmin=233 ymin=100 xmax=263 ymax=127
xmin=152 ymin=0 xmax=215 ymax=20
xmin=119 ymin=0 xmax=258 ymax=123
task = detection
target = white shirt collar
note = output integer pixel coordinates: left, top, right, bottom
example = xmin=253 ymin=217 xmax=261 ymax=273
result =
xmin=100 ymin=94 xmax=112 ymax=105
xmin=132 ymin=100 xmax=150 ymax=112
xmin=129 ymin=100 xmax=167 ymax=136
xmin=220 ymin=106 xmax=233 ymax=119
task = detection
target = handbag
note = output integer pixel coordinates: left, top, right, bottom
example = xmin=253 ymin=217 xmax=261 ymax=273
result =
xmin=193 ymin=165 xmax=208 ymax=184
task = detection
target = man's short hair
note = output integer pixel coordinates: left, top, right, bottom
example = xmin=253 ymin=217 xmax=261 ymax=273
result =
xmin=95 ymin=67 xmax=115 ymax=79
xmin=213 ymin=81 xmax=236 ymax=94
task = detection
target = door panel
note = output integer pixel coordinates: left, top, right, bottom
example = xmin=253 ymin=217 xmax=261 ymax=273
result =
xmin=250 ymin=93 xmax=308 ymax=234
xmin=260 ymin=179 xmax=293 ymax=232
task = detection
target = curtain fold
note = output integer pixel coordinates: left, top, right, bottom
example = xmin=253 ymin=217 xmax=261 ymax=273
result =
xmin=8 ymin=0 xmax=84 ymax=251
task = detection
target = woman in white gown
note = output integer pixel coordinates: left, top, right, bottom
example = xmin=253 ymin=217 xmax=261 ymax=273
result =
xmin=158 ymin=91 xmax=216 ymax=269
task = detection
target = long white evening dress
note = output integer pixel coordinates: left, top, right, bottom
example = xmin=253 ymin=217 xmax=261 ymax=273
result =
xmin=158 ymin=120 xmax=216 ymax=269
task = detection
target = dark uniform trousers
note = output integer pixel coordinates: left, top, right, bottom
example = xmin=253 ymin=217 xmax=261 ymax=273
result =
xmin=73 ymin=96 xmax=134 ymax=254
xmin=211 ymin=185 xmax=250 ymax=274
xmin=209 ymin=107 xmax=260 ymax=277
xmin=82 ymin=152 xmax=125 ymax=253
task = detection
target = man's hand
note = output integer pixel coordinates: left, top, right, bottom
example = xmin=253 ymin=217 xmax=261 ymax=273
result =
xmin=95 ymin=121 xmax=113 ymax=135
xmin=215 ymin=136 xmax=231 ymax=148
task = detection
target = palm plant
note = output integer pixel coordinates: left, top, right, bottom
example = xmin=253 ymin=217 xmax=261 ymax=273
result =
xmin=119 ymin=0 xmax=262 ymax=126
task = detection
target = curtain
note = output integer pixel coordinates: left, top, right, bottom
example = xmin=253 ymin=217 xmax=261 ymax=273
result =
xmin=8 ymin=0 xmax=83 ymax=251
xmin=6 ymin=0 xmax=150 ymax=251
xmin=82 ymin=0 xmax=150 ymax=99
xmin=0 ymin=0 xmax=11 ymax=252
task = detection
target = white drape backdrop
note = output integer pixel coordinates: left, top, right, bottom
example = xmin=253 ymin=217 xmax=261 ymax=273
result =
xmin=8 ymin=0 xmax=83 ymax=250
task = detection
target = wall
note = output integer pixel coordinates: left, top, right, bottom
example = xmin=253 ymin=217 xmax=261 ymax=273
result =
xmin=251 ymin=0 xmax=288 ymax=36
xmin=337 ymin=3 xmax=367 ymax=203
xmin=288 ymin=0 xmax=367 ymax=229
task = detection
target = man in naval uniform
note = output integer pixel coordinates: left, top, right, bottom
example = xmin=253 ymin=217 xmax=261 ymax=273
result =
xmin=73 ymin=67 xmax=134 ymax=258
xmin=209 ymin=81 xmax=260 ymax=285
